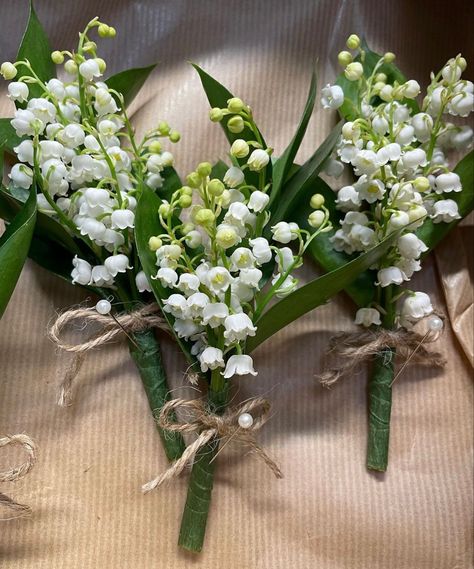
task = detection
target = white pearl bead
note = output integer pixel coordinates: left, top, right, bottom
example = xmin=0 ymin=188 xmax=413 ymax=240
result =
xmin=238 ymin=413 xmax=254 ymax=429
xmin=427 ymin=315 xmax=443 ymax=332
xmin=96 ymin=299 xmax=112 ymax=315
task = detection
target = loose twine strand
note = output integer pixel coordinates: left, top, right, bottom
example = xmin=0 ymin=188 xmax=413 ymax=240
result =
xmin=47 ymin=303 xmax=168 ymax=406
xmin=0 ymin=434 xmax=37 ymax=520
xmin=142 ymin=396 xmax=283 ymax=492
xmin=318 ymin=327 xmax=446 ymax=387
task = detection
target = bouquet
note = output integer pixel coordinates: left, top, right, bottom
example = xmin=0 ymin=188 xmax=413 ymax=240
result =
xmin=307 ymin=34 xmax=473 ymax=471
xmin=0 ymin=7 xmax=193 ymax=462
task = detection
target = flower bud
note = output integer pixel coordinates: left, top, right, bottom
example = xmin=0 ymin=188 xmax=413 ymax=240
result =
xmin=158 ymin=202 xmax=172 ymax=217
xmin=413 ymin=176 xmax=430 ymax=192
xmin=158 ymin=121 xmax=170 ymax=135
xmin=186 ymin=172 xmax=202 ymax=188
xmin=196 ymin=162 xmax=212 ymax=177
xmin=458 ymin=57 xmax=467 ymax=71
xmin=179 ymin=195 xmax=192 ymax=208
xmin=64 ymin=60 xmax=78 ymax=74
xmin=181 ymin=222 xmax=195 ymax=235
xmin=230 ymin=139 xmax=250 ymax=158
xmin=0 ymin=62 xmax=17 ymax=80
xmin=338 ymin=51 xmax=353 ymax=67
xmin=185 ymin=230 xmax=202 ymax=248
xmin=375 ymin=73 xmax=387 ymax=83
xmin=209 ymin=107 xmax=224 ymax=122
xmin=383 ymin=52 xmax=396 ymax=63
xmin=180 ymin=185 xmax=193 ymax=196
xmin=227 ymin=115 xmax=245 ymax=134
xmin=96 ymin=58 xmax=107 ymax=73
xmin=195 ymin=208 xmax=215 ymax=226
xmin=310 ymin=193 xmax=325 ymax=209
xmin=148 ymin=236 xmax=163 ymax=251
xmin=108 ymin=27 xmax=117 ymax=38
xmin=98 ymin=24 xmax=110 ymax=37
xmin=207 ymin=178 xmax=225 ymax=196
xmin=148 ymin=140 xmax=162 ymax=153
xmin=379 ymin=84 xmax=393 ymax=102
xmin=51 ymin=51 xmax=64 ymax=64
xmin=346 ymin=34 xmax=361 ymax=50
xmin=308 ymin=210 xmax=325 ymax=228
xmin=247 ymin=149 xmax=270 ymax=171
xmin=83 ymin=41 xmax=97 ymax=53
xmin=169 ymin=130 xmax=180 ymax=143
xmin=344 ymin=62 xmax=363 ymax=81
xmin=227 ymin=97 xmax=245 ymax=113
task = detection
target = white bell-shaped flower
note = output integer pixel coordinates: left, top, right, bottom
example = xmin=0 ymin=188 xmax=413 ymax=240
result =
xmin=222 ymin=354 xmax=257 ymax=378
xmin=135 ymin=270 xmax=152 ymax=293
xmin=401 ymin=292 xmax=433 ymax=320
xmin=71 ymin=256 xmax=92 ymax=285
xmin=156 ymin=267 xmax=178 ymax=288
xmin=163 ymin=293 xmax=189 ymax=319
xmin=397 ymin=233 xmax=428 ymax=259
xmin=104 ymin=254 xmax=131 ymax=277
xmin=199 ymin=347 xmax=225 ymax=373
xmin=431 ymin=199 xmax=461 ymax=223
xmin=248 ymin=190 xmax=270 ymax=213
xmin=111 ymin=209 xmax=135 ymax=230
xmin=376 ymin=266 xmax=406 ymax=287
xmin=354 ymin=308 xmax=382 ymax=327
xmin=249 ymin=237 xmax=272 ymax=265
xmin=202 ymin=302 xmax=229 ymax=328
xmin=321 ymin=84 xmax=344 ymax=110
xmin=223 ymin=313 xmax=257 ymax=343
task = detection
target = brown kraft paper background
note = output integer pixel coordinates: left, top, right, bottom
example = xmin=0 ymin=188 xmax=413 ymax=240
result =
xmin=0 ymin=1 xmax=473 ymax=568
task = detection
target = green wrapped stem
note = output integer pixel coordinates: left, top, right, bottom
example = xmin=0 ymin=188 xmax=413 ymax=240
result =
xmin=367 ymin=346 xmax=395 ymax=471
xmin=178 ymin=380 xmax=230 ymax=552
xmin=128 ymin=328 xmax=185 ymax=461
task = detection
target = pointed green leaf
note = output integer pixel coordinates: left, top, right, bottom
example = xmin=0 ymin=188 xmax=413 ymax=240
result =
xmin=157 ymin=166 xmax=182 ymax=202
xmin=0 ymin=118 xmax=22 ymax=154
xmin=17 ymin=1 xmax=55 ymax=100
xmin=0 ymin=183 xmax=37 ymax=318
xmin=417 ymin=150 xmax=474 ymax=251
xmin=192 ymin=64 xmax=270 ymax=189
xmin=268 ymin=120 xmax=343 ymax=230
xmin=0 ymin=188 xmax=81 ymax=254
xmin=211 ymin=159 xmax=229 ymax=180
xmin=106 ymin=63 xmax=156 ymax=108
xmin=135 ymin=185 xmax=196 ymax=367
xmin=247 ymin=228 xmax=401 ymax=352
xmin=270 ymin=69 xmax=317 ymax=205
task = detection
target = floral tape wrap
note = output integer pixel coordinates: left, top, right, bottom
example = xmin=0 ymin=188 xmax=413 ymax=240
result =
xmin=48 ymin=303 xmax=168 ymax=406
xmin=318 ymin=327 xmax=446 ymax=387
xmin=0 ymin=434 xmax=37 ymax=520
xmin=142 ymin=396 xmax=283 ymax=492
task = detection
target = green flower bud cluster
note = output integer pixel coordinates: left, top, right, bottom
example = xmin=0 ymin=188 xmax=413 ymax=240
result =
xmin=209 ymin=96 xmax=252 ymax=135
xmin=307 ymin=192 xmax=331 ymax=230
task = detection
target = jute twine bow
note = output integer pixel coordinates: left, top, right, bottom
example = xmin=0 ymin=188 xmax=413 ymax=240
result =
xmin=142 ymin=397 xmax=283 ymax=492
xmin=48 ymin=303 xmax=168 ymax=406
xmin=318 ymin=328 xmax=446 ymax=387
xmin=0 ymin=434 xmax=37 ymax=520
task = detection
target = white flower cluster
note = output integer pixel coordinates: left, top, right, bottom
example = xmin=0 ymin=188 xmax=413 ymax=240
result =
xmin=322 ymin=35 xmax=473 ymax=329
xmin=149 ymin=96 xmax=324 ymax=379
xmin=2 ymin=18 xmax=179 ymax=293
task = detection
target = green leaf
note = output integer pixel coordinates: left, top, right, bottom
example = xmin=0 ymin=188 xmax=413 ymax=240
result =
xmin=247 ymin=228 xmax=401 ymax=352
xmin=211 ymin=159 xmax=229 ymax=180
xmin=135 ymin=185 xmax=196 ymax=367
xmin=336 ymin=38 xmax=419 ymax=122
xmin=157 ymin=166 xmax=182 ymax=202
xmin=106 ymin=64 xmax=156 ymax=108
xmin=270 ymin=69 xmax=317 ymax=205
xmin=268 ymin=120 xmax=343 ymax=229
xmin=192 ymin=64 xmax=270 ymax=189
xmin=0 ymin=118 xmax=22 ymax=154
xmin=0 ymin=183 xmax=37 ymax=318
xmin=16 ymin=1 xmax=55 ymax=100
xmin=0 ymin=188 xmax=81 ymax=254
xmin=417 ymin=150 xmax=474 ymax=251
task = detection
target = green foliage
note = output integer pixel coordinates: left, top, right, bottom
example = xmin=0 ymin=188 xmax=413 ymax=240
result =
xmin=106 ymin=63 xmax=156 ymax=108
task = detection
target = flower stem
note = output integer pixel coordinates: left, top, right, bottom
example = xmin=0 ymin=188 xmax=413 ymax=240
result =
xmin=127 ymin=328 xmax=185 ymax=461
xmin=177 ymin=376 xmax=230 ymax=552
xmin=366 ymin=285 xmax=397 ymax=472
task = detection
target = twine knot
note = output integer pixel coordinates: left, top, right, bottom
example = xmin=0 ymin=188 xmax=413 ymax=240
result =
xmin=318 ymin=327 xmax=446 ymax=387
xmin=142 ymin=397 xmax=283 ymax=492
xmin=48 ymin=302 xmax=168 ymax=406
xmin=0 ymin=434 xmax=37 ymax=520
